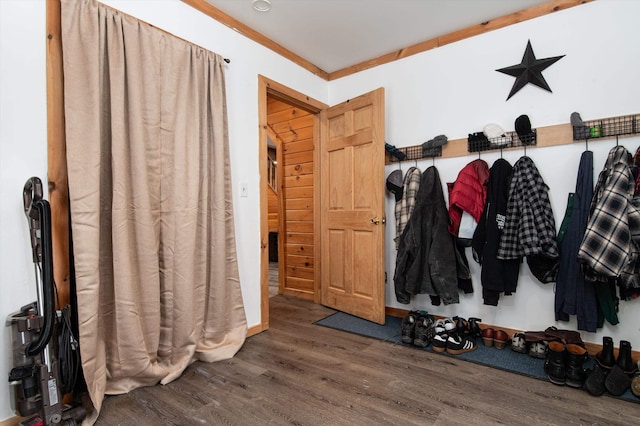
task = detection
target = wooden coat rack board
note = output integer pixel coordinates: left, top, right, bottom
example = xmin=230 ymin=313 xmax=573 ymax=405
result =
xmin=385 ymin=113 xmax=640 ymax=165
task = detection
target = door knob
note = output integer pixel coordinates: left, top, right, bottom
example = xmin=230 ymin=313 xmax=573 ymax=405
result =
xmin=370 ymin=217 xmax=385 ymax=225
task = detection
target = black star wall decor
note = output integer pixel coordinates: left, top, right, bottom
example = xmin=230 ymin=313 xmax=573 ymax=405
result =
xmin=496 ymin=40 xmax=565 ymax=101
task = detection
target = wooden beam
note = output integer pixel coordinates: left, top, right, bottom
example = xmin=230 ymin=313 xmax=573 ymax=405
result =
xmin=47 ymin=0 xmax=70 ymax=308
xmin=385 ymin=112 xmax=639 ymax=165
xmin=383 ymin=123 xmax=573 ymax=164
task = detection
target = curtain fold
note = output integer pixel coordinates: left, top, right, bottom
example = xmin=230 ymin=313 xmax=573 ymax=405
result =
xmin=60 ymin=1 xmax=246 ymax=423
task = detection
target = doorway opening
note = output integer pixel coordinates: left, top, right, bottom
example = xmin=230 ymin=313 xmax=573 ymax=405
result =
xmin=258 ymin=78 xmax=387 ymax=331
xmin=258 ymin=76 xmax=326 ymax=331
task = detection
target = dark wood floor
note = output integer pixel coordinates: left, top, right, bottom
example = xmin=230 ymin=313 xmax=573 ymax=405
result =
xmin=95 ymin=295 xmax=640 ymax=425
xmin=269 ymin=261 xmax=278 ymax=297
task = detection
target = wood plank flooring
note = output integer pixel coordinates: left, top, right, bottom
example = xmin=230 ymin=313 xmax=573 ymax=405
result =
xmin=269 ymin=261 xmax=278 ymax=297
xmin=95 ymin=295 xmax=640 ymax=425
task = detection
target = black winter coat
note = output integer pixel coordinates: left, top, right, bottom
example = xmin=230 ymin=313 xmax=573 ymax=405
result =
xmin=394 ymin=166 xmax=460 ymax=305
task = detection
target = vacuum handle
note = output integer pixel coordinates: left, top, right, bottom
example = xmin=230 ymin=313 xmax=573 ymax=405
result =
xmin=23 ymin=177 xmax=44 ymax=263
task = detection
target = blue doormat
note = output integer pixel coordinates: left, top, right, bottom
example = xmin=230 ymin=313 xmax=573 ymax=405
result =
xmin=315 ymin=312 xmax=639 ymax=404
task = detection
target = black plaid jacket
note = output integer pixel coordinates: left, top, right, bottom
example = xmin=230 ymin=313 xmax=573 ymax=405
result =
xmin=497 ymin=156 xmax=559 ymax=260
xmin=578 ymin=145 xmax=640 ymax=289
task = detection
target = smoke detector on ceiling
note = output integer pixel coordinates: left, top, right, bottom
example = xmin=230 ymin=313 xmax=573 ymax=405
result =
xmin=252 ymin=0 xmax=271 ymax=12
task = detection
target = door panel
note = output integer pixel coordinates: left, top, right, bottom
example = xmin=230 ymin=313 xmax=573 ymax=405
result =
xmin=320 ymin=88 xmax=385 ymax=324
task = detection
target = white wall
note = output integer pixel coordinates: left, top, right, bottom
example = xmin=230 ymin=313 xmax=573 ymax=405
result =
xmin=1 ymin=0 xmax=48 ymax=421
xmin=329 ymin=0 xmax=640 ymax=346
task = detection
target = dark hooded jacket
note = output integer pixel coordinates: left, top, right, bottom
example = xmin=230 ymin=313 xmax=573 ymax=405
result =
xmin=394 ymin=166 xmax=459 ymax=305
xmin=471 ymin=158 xmax=520 ymax=305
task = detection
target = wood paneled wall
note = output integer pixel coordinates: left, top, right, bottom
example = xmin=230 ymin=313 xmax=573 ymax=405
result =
xmin=267 ymin=98 xmax=315 ymax=299
xmin=267 ymin=186 xmax=279 ymax=232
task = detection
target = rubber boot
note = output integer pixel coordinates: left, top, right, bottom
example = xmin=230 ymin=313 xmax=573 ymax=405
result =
xmin=605 ymin=340 xmax=636 ymax=396
xmin=595 ymin=336 xmax=615 ymax=370
xmin=544 ymin=341 xmax=566 ymax=385
xmin=565 ymin=343 xmax=588 ymax=388
xmin=616 ymin=340 xmax=638 ymax=375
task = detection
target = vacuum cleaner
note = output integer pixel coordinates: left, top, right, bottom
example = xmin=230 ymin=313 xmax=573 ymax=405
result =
xmin=6 ymin=177 xmax=85 ymax=425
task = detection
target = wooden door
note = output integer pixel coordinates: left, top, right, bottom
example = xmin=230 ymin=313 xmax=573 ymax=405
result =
xmin=320 ymin=88 xmax=386 ymax=324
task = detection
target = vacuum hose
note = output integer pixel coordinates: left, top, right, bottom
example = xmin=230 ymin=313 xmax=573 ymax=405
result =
xmin=23 ymin=177 xmax=56 ymax=357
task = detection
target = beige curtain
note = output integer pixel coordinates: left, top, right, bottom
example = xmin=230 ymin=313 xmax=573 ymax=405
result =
xmin=60 ymin=0 xmax=247 ymax=423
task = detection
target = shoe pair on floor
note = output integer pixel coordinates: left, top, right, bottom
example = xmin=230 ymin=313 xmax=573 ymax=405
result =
xmin=431 ymin=318 xmax=477 ymax=355
xmin=401 ymin=310 xmax=435 ymax=348
xmin=585 ymin=337 xmax=639 ymax=397
xmin=401 ymin=312 xmax=477 ymax=354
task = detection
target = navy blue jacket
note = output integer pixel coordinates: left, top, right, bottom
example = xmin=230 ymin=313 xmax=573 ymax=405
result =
xmin=556 ymin=150 xmax=597 ymax=331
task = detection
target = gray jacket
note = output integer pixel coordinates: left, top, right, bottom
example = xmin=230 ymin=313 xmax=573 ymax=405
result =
xmin=394 ymin=166 xmax=460 ymax=305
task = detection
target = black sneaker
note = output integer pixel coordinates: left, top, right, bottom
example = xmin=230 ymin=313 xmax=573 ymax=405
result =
xmin=431 ymin=319 xmax=448 ymax=353
xmin=446 ymin=333 xmax=477 ymax=355
xmin=401 ymin=311 xmax=420 ymax=344
xmin=413 ymin=314 xmax=435 ymax=348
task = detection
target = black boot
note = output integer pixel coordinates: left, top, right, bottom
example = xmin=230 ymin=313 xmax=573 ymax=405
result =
xmin=605 ymin=340 xmax=636 ymax=396
xmin=596 ymin=336 xmax=615 ymax=370
xmin=565 ymin=343 xmax=588 ymax=388
xmin=468 ymin=317 xmax=482 ymax=340
xmin=544 ymin=341 xmax=566 ymax=385
xmin=452 ymin=316 xmax=468 ymax=336
xmin=616 ymin=340 xmax=638 ymax=375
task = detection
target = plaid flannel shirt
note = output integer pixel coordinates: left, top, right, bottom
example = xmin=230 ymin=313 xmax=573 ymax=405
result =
xmin=578 ymin=146 xmax=640 ymax=289
xmin=497 ymin=156 xmax=559 ymax=260
xmin=394 ymin=167 xmax=421 ymax=249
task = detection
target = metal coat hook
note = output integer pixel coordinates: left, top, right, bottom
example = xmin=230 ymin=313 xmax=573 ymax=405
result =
xmin=585 ymin=138 xmax=589 ymax=151
xmin=500 ymin=148 xmax=504 ymax=159
xmin=616 ymin=135 xmax=619 ymax=146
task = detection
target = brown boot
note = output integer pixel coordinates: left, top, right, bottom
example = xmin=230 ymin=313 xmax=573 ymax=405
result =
xmin=544 ymin=326 xmax=584 ymax=347
xmin=525 ymin=330 xmax=559 ymax=344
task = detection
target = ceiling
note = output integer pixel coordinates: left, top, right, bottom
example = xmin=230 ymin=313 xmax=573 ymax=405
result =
xmin=203 ymin=0 xmax=551 ymax=74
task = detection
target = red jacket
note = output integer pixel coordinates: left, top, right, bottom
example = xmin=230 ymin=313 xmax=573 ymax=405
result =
xmin=447 ymin=159 xmax=490 ymax=236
